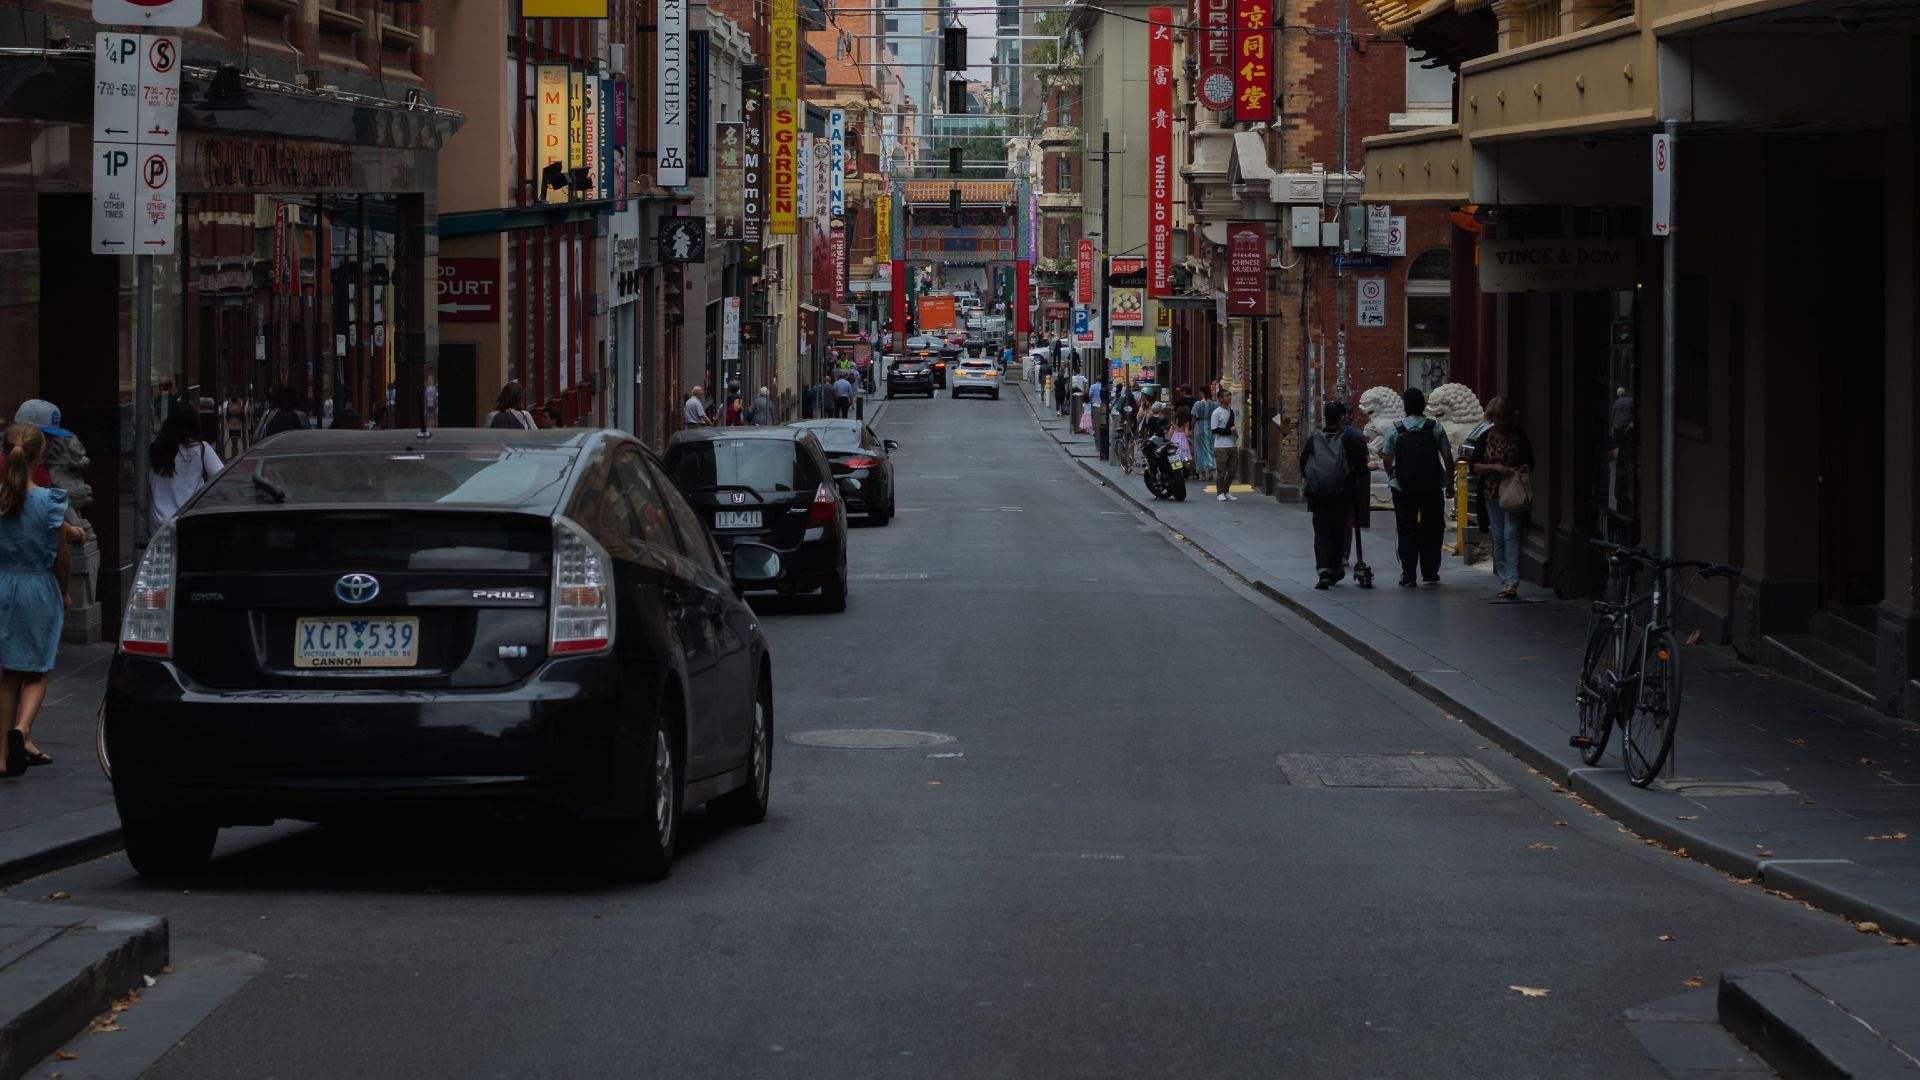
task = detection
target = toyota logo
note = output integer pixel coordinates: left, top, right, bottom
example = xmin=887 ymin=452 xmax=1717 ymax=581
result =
xmin=335 ymin=573 xmax=380 ymax=604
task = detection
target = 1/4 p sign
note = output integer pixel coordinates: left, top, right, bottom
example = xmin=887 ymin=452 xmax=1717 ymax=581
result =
xmin=94 ymin=0 xmax=203 ymax=26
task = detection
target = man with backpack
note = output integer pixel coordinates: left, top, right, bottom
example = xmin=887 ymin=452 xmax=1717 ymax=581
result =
xmin=1382 ymin=386 xmax=1455 ymax=587
xmin=1299 ymin=400 xmax=1371 ymax=588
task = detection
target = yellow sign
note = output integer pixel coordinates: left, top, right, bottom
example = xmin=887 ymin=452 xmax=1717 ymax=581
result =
xmin=874 ymin=195 xmax=891 ymax=260
xmin=568 ymin=72 xmax=586 ymax=179
xmin=1156 ymin=304 xmax=1172 ymax=330
xmin=522 ymin=0 xmax=609 ymax=16
xmin=536 ymin=66 xmax=568 ymax=205
xmin=1106 ymin=333 xmax=1155 ymax=384
xmin=769 ymin=0 xmax=799 ymax=235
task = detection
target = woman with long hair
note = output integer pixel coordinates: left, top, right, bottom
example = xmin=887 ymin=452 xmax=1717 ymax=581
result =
xmin=1473 ymin=397 xmax=1535 ymax=600
xmin=487 ymin=382 xmax=535 ymax=430
xmin=0 ymin=422 xmax=74 ymax=775
xmin=149 ymin=401 xmax=223 ymax=534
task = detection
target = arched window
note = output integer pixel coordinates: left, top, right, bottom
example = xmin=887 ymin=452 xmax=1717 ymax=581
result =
xmin=1405 ymin=246 xmax=1451 ymax=392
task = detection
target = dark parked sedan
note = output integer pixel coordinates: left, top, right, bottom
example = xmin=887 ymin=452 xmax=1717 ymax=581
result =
xmin=887 ymin=354 xmax=935 ymax=398
xmin=788 ymin=419 xmax=898 ymax=525
xmin=104 ymin=429 xmax=778 ymax=881
xmin=662 ymin=428 xmax=851 ymax=611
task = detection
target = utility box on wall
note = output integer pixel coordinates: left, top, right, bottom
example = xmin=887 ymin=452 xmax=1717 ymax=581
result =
xmin=1290 ymin=206 xmax=1322 ymax=248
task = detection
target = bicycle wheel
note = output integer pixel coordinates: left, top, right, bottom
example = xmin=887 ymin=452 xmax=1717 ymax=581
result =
xmin=1573 ymin=617 xmax=1620 ymax=766
xmin=1623 ymin=629 xmax=1683 ymax=787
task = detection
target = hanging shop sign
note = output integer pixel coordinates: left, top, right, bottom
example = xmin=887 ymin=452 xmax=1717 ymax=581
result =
xmin=742 ymin=73 xmax=764 ymax=247
xmin=658 ymin=216 xmax=705 ymax=263
xmin=832 ymin=224 xmax=848 ymax=300
xmin=1148 ymin=7 xmax=1173 ymax=297
xmin=874 ymin=194 xmax=891 ymax=260
xmin=536 ymin=66 xmax=566 ymax=204
xmin=656 ymin=0 xmax=687 ymax=186
xmin=769 ymin=0 xmax=799 ymax=234
xmin=828 ymin=109 xmax=846 ymax=218
xmin=522 ymin=0 xmax=608 ymax=14
xmin=812 ymin=133 xmax=831 ymax=225
xmin=1233 ymin=0 xmax=1273 ymax=123
xmin=1226 ymin=221 xmax=1266 ymax=315
xmin=1479 ymin=238 xmax=1638 ymax=293
xmin=689 ymin=32 xmax=709 ymax=179
xmin=795 ymin=136 xmax=812 ymax=220
xmin=716 ymin=121 xmax=744 ymax=240
xmin=612 ymin=78 xmax=628 ymax=207
xmin=567 ymin=72 xmax=585 ymax=186
xmin=1076 ymin=239 xmax=1093 ymax=304
xmin=1108 ymin=256 xmax=1145 ymax=328
xmin=582 ymin=75 xmax=600 ymax=198
xmin=1196 ymin=0 xmax=1234 ymax=111
xmin=723 ymin=296 xmax=742 ymax=361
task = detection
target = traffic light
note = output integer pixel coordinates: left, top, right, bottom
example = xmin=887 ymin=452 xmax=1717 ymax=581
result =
xmin=664 ymin=267 xmax=685 ymax=326
xmin=949 ymin=146 xmax=963 ymax=175
xmin=949 ymin=187 xmax=962 ymax=214
xmin=947 ymin=78 xmax=968 ymax=116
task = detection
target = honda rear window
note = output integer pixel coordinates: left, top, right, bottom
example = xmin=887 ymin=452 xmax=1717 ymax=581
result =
xmin=196 ymin=450 xmax=576 ymax=512
xmin=664 ymin=440 xmax=806 ymax=494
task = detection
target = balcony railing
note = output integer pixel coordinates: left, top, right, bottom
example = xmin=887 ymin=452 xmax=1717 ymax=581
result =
xmin=1360 ymin=125 xmax=1471 ymax=205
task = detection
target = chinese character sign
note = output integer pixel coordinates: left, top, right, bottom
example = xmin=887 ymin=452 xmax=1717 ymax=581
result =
xmin=1233 ymin=0 xmax=1272 ymax=123
xmin=769 ymin=0 xmax=799 ymax=234
xmin=1148 ymin=7 xmax=1173 ymax=297
xmin=1077 ymin=239 xmax=1093 ymax=304
xmin=716 ymin=121 xmax=744 ymax=239
xmin=875 ymin=194 xmax=892 ymax=260
xmin=743 ymin=83 xmax=764 ymax=246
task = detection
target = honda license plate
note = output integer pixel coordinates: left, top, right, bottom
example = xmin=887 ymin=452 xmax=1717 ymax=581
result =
xmin=715 ymin=510 xmax=762 ymax=529
xmin=294 ymin=617 xmax=420 ymax=669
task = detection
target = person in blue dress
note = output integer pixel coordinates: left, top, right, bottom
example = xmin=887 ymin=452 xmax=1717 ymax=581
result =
xmin=0 ymin=422 xmax=74 ymax=777
xmin=1190 ymin=385 xmax=1216 ymax=483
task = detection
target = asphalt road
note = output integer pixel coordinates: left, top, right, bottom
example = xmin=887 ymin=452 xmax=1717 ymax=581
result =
xmin=12 ymin=388 xmax=1871 ymax=1078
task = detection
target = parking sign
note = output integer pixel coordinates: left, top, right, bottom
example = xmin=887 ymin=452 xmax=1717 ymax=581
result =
xmin=94 ymin=0 xmax=203 ymax=26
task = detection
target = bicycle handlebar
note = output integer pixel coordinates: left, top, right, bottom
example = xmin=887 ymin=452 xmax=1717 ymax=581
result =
xmin=1585 ymin=537 xmax=1739 ymax=579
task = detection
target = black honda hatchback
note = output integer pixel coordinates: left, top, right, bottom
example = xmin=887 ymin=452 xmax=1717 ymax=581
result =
xmin=104 ymin=429 xmax=779 ymax=881
xmin=662 ymin=427 xmax=851 ymax=611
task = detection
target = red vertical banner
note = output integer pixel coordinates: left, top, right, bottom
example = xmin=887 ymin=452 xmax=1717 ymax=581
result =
xmin=1233 ymin=0 xmax=1273 ymax=123
xmin=1076 ymin=239 xmax=1093 ymax=304
xmin=890 ymin=259 xmax=907 ymax=344
xmin=1015 ymin=259 xmax=1031 ymax=340
xmin=1226 ymin=221 xmax=1267 ymax=315
xmin=1148 ymin=7 xmax=1174 ymax=298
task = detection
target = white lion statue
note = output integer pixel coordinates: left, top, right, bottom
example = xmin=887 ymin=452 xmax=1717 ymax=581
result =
xmin=1423 ymin=382 xmax=1484 ymax=458
xmin=1358 ymin=386 xmax=1404 ymax=467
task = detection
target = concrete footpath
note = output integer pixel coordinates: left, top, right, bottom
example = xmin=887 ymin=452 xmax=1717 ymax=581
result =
xmin=0 ymin=643 xmax=120 ymax=888
xmin=1020 ymin=382 xmax=1920 ymax=942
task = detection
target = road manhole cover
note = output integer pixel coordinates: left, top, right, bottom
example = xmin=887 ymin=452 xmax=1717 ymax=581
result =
xmin=787 ymin=729 xmax=955 ymax=748
xmin=1276 ymin=753 xmax=1509 ymax=791
xmin=1652 ymin=779 xmax=1797 ymax=797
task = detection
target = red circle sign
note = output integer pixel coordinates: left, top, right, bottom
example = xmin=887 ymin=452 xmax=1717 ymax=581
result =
xmin=143 ymin=153 xmax=170 ymax=190
xmin=148 ymin=37 xmax=175 ymax=74
xmin=1199 ymin=69 xmax=1235 ymax=111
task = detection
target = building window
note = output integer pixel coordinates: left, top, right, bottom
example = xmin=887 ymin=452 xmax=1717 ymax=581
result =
xmin=885 ymin=17 xmax=899 ymax=31
xmin=888 ymin=42 xmax=898 ymax=56
xmin=1405 ymin=247 xmax=1451 ymax=392
xmin=1057 ymin=156 xmax=1070 ymax=190
xmin=1406 ymin=52 xmax=1453 ymax=110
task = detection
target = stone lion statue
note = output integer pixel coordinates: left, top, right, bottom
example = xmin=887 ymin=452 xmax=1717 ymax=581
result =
xmin=1358 ymin=386 xmax=1404 ymax=466
xmin=1423 ymin=382 xmax=1484 ymax=457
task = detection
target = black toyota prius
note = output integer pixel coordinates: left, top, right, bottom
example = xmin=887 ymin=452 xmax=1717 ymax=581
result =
xmin=103 ymin=428 xmax=780 ymax=881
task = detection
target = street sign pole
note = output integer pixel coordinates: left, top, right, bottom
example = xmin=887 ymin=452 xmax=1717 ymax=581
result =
xmin=1658 ymin=120 xmax=1678 ymax=564
xmin=134 ymin=254 xmax=153 ymax=546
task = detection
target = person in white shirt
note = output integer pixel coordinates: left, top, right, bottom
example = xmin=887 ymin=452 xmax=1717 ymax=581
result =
xmin=1210 ymin=389 xmax=1240 ymax=501
xmin=684 ymin=387 xmax=710 ymax=427
xmin=148 ymin=401 xmax=222 ymax=532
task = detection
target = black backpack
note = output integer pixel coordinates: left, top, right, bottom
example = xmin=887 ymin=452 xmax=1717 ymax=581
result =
xmin=1304 ymin=431 xmax=1350 ymax=498
xmin=1393 ymin=418 xmax=1446 ymax=494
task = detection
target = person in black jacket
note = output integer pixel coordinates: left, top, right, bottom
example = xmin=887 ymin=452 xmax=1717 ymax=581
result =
xmin=1382 ymin=386 xmax=1455 ymax=587
xmin=1299 ymin=400 xmax=1372 ymax=588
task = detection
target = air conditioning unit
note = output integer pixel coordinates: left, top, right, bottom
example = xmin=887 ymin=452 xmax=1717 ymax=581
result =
xmin=610 ymin=44 xmax=627 ymax=75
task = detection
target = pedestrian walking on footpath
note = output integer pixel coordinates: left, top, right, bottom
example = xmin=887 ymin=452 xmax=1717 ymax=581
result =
xmin=1382 ymin=386 xmax=1455 ymax=587
xmin=148 ymin=401 xmax=223 ymax=534
xmin=1210 ymin=389 xmax=1240 ymax=500
xmin=1300 ymin=400 xmax=1372 ymax=588
xmin=1054 ymin=361 xmax=1069 ymax=415
xmin=725 ymin=392 xmax=746 ymax=426
xmin=255 ymin=385 xmax=310 ymax=441
xmin=832 ymin=373 xmax=855 ymax=418
xmin=1472 ymin=397 xmax=1535 ymax=599
xmin=752 ymin=386 xmax=774 ymax=426
xmin=1113 ymin=385 xmax=1140 ymax=473
xmin=0 ymin=422 xmax=75 ymax=776
xmin=1191 ymin=386 xmax=1216 ymax=483
xmin=486 ymin=382 xmax=536 ymax=430
xmin=684 ymin=386 xmax=711 ymax=428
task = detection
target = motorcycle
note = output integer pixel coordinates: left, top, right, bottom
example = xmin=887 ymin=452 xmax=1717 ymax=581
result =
xmin=1141 ymin=435 xmax=1188 ymax=502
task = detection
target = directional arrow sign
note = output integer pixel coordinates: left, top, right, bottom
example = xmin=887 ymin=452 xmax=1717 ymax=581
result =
xmin=438 ymin=303 xmax=493 ymax=314
xmin=1226 ymin=221 xmax=1266 ymax=316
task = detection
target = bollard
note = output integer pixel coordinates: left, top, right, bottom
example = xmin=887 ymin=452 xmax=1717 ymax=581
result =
xmin=1454 ymin=458 xmax=1472 ymax=563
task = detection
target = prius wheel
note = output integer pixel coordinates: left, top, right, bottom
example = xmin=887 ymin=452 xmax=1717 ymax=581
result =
xmin=123 ymin=815 xmax=217 ymax=877
xmin=604 ymin=719 xmax=679 ymax=881
xmin=713 ymin=678 xmax=773 ymax=825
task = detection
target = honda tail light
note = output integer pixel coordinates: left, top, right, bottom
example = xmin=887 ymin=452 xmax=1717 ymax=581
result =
xmin=551 ymin=517 xmax=614 ymax=655
xmin=841 ymin=456 xmax=879 ymax=469
xmin=120 ymin=524 xmax=176 ymax=657
xmin=809 ymin=483 xmax=839 ymax=525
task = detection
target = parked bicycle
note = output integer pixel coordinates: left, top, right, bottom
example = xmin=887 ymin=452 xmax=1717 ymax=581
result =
xmin=1571 ymin=539 xmax=1739 ymax=787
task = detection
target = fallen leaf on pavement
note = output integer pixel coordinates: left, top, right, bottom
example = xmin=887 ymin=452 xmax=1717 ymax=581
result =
xmin=1528 ymin=842 xmax=1557 ymax=851
xmin=1683 ymin=977 xmax=1703 ymax=989
xmin=1676 ymin=815 xmax=1699 ymax=821
xmin=1756 ymin=849 xmax=1774 ymax=857
xmin=1673 ymin=847 xmax=1690 ymax=858
xmin=1859 ymin=757 xmax=1877 ymax=766
xmin=927 ymin=780 xmax=944 ymax=787
xmin=1800 ymin=800 xmax=1818 ymax=806
xmin=1686 ymin=630 xmax=1704 ymax=645
xmin=1865 ymin=832 xmax=1909 ymax=842
xmin=55 ymin=1051 xmax=79 ymax=1061
xmin=1508 ymin=986 xmax=1549 ymax=998
xmin=1790 ymin=738 xmax=1808 ymax=747
xmin=1554 ymin=820 xmax=1568 ymax=827
xmin=1658 ymin=934 xmax=1674 ymax=942
xmin=44 ymin=890 xmax=71 ymax=901
xmin=1858 ymin=921 xmax=1882 ymax=933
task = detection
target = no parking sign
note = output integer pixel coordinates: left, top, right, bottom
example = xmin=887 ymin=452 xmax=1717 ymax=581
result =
xmin=1356 ymin=278 xmax=1387 ymax=328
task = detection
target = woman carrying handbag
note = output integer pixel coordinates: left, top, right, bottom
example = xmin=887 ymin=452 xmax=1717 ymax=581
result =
xmin=1472 ymin=397 xmax=1535 ymax=600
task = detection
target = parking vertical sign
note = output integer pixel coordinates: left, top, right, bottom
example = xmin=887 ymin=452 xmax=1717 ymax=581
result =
xmin=93 ymin=32 xmax=178 ymax=255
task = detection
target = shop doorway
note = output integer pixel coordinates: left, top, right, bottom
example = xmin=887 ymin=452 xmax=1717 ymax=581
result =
xmin=1404 ymin=247 xmax=1451 ymax=392
xmin=1817 ymin=178 xmax=1885 ymax=610
xmin=439 ymin=343 xmax=478 ymax=428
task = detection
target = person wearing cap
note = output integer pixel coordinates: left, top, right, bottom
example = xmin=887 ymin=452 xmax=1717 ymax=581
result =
xmin=12 ymin=401 xmax=71 ymax=490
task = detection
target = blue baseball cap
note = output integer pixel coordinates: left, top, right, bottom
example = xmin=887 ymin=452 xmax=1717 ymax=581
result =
xmin=13 ymin=399 xmax=73 ymax=439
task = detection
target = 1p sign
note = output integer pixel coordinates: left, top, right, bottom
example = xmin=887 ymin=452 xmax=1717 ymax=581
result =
xmin=94 ymin=0 xmax=203 ymax=26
